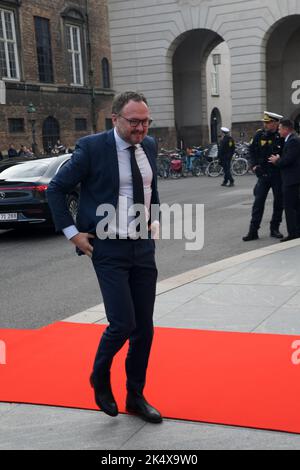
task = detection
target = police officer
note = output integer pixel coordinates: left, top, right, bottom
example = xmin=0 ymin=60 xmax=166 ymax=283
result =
xmin=243 ymin=111 xmax=285 ymax=242
xmin=219 ymin=127 xmax=235 ymax=187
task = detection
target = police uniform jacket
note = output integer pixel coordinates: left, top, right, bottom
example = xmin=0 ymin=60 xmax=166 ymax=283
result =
xmin=218 ymin=135 xmax=235 ymax=162
xmin=250 ymin=129 xmax=284 ymax=175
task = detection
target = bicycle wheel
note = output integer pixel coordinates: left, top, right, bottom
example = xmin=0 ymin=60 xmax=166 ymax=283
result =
xmin=207 ymin=160 xmax=223 ymax=177
xmin=192 ymin=159 xmax=201 ymax=177
xmin=231 ymin=158 xmax=248 ymax=176
xmin=157 ymin=162 xmax=165 ymax=178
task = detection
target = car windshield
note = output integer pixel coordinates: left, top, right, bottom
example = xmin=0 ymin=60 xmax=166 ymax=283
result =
xmin=0 ymin=161 xmax=50 ymax=179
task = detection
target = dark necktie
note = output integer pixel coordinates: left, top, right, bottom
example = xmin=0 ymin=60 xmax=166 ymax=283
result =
xmin=128 ymin=145 xmax=146 ymax=234
xmin=128 ymin=145 xmax=145 ymax=206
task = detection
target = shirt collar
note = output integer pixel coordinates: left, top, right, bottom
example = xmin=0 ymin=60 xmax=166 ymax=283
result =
xmin=285 ymin=133 xmax=292 ymax=143
xmin=114 ymin=127 xmax=141 ymax=151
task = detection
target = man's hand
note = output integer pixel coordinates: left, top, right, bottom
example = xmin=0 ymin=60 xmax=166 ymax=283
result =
xmin=70 ymin=232 xmax=95 ymax=257
xmin=268 ymin=154 xmax=280 ymax=165
xmin=149 ymin=221 xmax=160 ymax=240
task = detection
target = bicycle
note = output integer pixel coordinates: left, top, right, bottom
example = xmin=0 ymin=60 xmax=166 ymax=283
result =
xmin=206 ymin=155 xmax=249 ymax=177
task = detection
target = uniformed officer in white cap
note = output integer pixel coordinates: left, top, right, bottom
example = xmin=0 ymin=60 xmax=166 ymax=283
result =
xmin=243 ymin=111 xmax=285 ymax=241
xmin=262 ymin=111 xmax=283 ymax=123
xmin=218 ymin=127 xmax=235 ymax=187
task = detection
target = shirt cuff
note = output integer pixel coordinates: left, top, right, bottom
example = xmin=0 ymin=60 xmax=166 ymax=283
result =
xmin=62 ymin=225 xmax=79 ymax=240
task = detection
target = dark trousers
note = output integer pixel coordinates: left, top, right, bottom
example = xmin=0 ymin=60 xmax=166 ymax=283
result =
xmin=91 ymin=238 xmax=157 ymax=394
xmin=250 ymin=173 xmax=283 ymax=231
xmin=283 ymin=184 xmax=300 ymax=238
xmin=222 ymin=158 xmax=234 ymax=184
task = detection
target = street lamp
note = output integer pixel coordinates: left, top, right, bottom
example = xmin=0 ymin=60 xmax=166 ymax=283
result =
xmin=27 ymin=102 xmax=37 ymax=155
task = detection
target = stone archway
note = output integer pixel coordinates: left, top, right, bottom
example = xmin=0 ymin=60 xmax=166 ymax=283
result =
xmin=266 ymin=15 xmax=300 ymax=120
xmin=171 ymin=29 xmax=226 ymax=147
xmin=293 ymin=112 xmax=300 ymax=134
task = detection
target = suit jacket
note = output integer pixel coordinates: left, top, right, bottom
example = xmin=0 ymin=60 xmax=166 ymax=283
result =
xmin=276 ymin=134 xmax=300 ymax=187
xmin=47 ymin=129 xmax=160 ymax=236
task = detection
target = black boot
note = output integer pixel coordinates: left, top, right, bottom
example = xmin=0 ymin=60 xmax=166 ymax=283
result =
xmin=126 ymin=392 xmax=162 ymax=423
xmin=270 ymin=228 xmax=284 ymax=239
xmin=90 ymin=373 xmax=118 ymax=417
xmin=243 ymin=228 xmax=259 ymax=242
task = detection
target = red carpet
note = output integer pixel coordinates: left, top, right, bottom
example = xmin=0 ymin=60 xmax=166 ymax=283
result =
xmin=1 ymin=322 xmax=300 ymax=433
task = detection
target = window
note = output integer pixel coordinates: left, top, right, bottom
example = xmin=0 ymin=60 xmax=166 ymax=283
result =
xmin=42 ymin=116 xmax=60 ymax=152
xmin=8 ymin=118 xmax=24 ymax=133
xmin=75 ymin=118 xmax=87 ymax=131
xmin=0 ymin=161 xmax=50 ymax=179
xmin=102 ymin=58 xmax=110 ymax=89
xmin=211 ymin=54 xmax=221 ymax=96
xmin=211 ymin=68 xmax=219 ymax=96
xmin=34 ymin=17 xmax=54 ymax=83
xmin=0 ymin=8 xmax=20 ymax=79
xmin=66 ymin=25 xmax=83 ymax=86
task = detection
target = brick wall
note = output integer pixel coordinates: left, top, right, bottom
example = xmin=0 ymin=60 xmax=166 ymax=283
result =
xmin=0 ymin=0 xmax=114 ymax=155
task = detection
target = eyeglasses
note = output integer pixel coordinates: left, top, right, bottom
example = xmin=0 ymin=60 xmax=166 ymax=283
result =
xmin=119 ymin=115 xmax=153 ymax=128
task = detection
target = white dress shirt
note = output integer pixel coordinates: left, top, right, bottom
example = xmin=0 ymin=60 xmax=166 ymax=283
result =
xmin=285 ymin=133 xmax=292 ymax=143
xmin=63 ymin=128 xmax=154 ymax=240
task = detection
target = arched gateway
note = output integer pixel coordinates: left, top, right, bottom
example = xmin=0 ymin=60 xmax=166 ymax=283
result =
xmin=108 ymin=0 xmax=300 ymax=145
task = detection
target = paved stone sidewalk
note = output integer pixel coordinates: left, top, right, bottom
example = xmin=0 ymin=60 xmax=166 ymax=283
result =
xmin=1 ymin=240 xmax=300 ymax=450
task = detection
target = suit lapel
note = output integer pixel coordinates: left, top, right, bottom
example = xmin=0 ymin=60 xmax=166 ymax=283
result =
xmin=105 ymin=129 xmax=120 ymax=192
xmin=141 ymin=139 xmax=156 ymax=176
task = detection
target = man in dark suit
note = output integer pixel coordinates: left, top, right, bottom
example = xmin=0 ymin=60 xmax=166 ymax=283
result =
xmin=269 ymin=119 xmax=300 ymax=242
xmin=218 ymin=127 xmax=235 ymax=187
xmin=47 ymin=91 xmax=162 ymax=423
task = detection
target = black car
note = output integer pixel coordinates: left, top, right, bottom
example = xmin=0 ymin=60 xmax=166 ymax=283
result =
xmin=0 ymin=154 xmax=79 ymax=230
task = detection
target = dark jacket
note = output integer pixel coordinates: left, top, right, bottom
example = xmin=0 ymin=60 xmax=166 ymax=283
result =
xmin=250 ymin=129 xmax=284 ymax=175
xmin=218 ymin=134 xmax=235 ymax=162
xmin=47 ymin=129 xmax=160 ymax=235
xmin=276 ymin=134 xmax=300 ymax=187
xmin=8 ymin=148 xmax=18 ymax=158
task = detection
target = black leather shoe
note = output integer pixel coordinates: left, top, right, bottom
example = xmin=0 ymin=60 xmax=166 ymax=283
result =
xmin=126 ymin=393 xmax=163 ymax=424
xmin=270 ymin=229 xmax=284 ymax=239
xmin=243 ymin=231 xmax=259 ymax=241
xmin=229 ymin=182 xmax=235 ymax=187
xmin=221 ymin=182 xmax=227 ymax=187
xmin=280 ymin=235 xmax=297 ymax=243
xmin=90 ymin=374 xmax=118 ymax=417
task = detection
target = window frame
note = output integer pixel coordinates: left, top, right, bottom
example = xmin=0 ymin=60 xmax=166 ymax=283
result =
xmin=211 ymin=65 xmax=220 ymax=97
xmin=75 ymin=117 xmax=87 ymax=131
xmin=0 ymin=7 xmax=20 ymax=81
xmin=34 ymin=16 xmax=54 ymax=83
xmin=8 ymin=117 xmax=24 ymax=133
xmin=66 ymin=23 xmax=84 ymax=87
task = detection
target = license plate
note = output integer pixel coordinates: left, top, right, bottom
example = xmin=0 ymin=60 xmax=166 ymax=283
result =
xmin=0 ymin=213 xmax=18 ymax=221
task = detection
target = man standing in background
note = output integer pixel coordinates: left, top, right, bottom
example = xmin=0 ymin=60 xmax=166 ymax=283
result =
xmin=269 ymin=119 xmax=300 ymax=242
xmin=219 ymin=127 xmax=235 ymax=187
xmin=243 ymin=111 xmax=284 ymax=241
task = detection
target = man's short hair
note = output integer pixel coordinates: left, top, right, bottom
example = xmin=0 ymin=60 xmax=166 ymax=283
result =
xmin=280 ymin=119 xmax=294 ymax=130
xmin=112 ymin=91 xmax=148 ymax=115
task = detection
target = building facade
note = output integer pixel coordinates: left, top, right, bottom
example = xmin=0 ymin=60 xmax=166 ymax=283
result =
xmin=107 ymin=0 xmax=300 ymax=146
xmin=0 ymin=0 xmax=114 ymax=155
